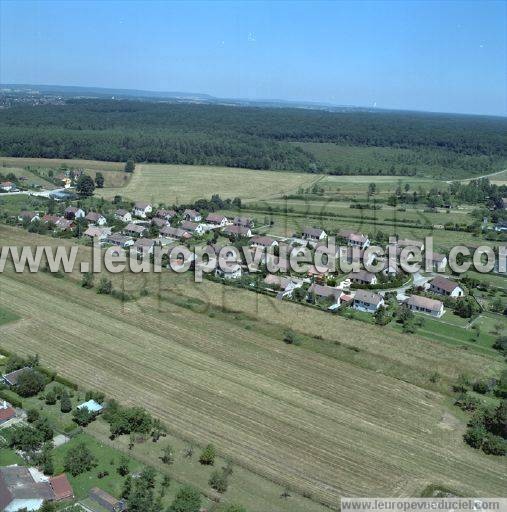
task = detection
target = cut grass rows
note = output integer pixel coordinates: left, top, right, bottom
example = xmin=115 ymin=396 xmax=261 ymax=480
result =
xmin=0 ymin=269 xmax=506 ymax=507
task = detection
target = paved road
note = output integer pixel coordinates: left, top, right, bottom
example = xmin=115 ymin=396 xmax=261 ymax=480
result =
xmin=446 ymin=168 xmax=507 ymax=184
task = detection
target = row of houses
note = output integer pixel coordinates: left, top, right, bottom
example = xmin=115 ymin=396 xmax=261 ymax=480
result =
xmin=259 ymin=270 xmax=463 ymax=318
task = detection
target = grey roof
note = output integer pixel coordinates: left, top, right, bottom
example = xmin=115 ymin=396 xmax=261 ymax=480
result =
xmin=349 ymin=269 xmax=376 ymax=283
xmin=2 ymin=367 xmax=31 ymax=386
xmin=429 ymin=276 xmax=460 ymax=293
xmin=354 ymin=289 xmax=383 ymax=306
xmin=407 ymin=295 xmax=443 ymax=311
xmin=303 ymin=227 xmax=325 ymax=238
xmin=0 ymin=466 xmax=54 ymax=509
xmin=308 ymin=284 xmax=342 ymax=300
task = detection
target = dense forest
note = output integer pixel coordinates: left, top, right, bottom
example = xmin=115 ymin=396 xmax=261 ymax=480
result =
xmin=0 ymin=99 xmax=506 ymax=176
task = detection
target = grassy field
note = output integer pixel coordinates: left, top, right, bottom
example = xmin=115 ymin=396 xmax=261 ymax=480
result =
xmin=219 ymin=207 xmax=483 ymax=251
xmin=0 ymin=156 xmax=124 ymax=172
xmin=0 ymin=166 xmax=57 ymax=189
xmin=0 ymin=226 xmax=505 ymax=508
xmin=97 ymin=163 xmax=319 ymax=204
xmin=0 ymin=305 xmax=20 ymax=325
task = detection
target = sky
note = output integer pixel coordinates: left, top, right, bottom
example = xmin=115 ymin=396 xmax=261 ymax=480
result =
xmin=0 ymin=0 xmax=506 ymax=116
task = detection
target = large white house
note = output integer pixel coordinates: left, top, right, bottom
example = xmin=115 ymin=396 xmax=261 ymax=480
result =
xmin=428 ymin=276 xmax=464 ymax=298
xmin=353 ymin=289 xmax=384 ymax=313
xmin=132 ymin=202 xmax=153 ymax=218
xmin=406 ymin=295 xmax=444 ymax=318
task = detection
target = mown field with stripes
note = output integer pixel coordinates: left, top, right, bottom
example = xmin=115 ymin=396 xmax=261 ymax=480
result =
xmin=0 ymin=226 xmax=506 ymax=509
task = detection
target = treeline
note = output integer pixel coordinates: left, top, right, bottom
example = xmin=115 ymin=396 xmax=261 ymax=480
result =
xmin=0 ymin=100 xmax=506 ymax=172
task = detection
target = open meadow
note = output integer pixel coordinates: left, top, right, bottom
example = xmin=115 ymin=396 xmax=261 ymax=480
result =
xmin=0 ymin=225 xmax=505 ymax=510
xmin=97 ymin=163 xmax=319 ymax=204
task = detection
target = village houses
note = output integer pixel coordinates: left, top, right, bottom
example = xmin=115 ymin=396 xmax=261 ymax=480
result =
xmin=132 ymin=201 xmax=153 ymax=218
xmin=115 ymin=208 xmax=132 ymax=223
xmin=428 ymin=276 xmax=464 ymax=297
xmin=353 ymin=289 xmax=384 ymax=313
xmin=406 ymin=295 xmax=444 ymax=317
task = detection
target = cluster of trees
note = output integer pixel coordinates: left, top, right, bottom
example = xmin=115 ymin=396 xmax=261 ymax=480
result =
xmin=1 ymin=100 xmax=506 ymax=174
xmin=454 ymin=373 xmax=507 ymax=456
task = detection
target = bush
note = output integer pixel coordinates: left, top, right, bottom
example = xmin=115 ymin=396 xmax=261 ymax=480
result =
xmin=60 ymin=391 xmax=72 ymax=413
xmin=0 ymin=390 xmax=22 ymax=408
xmin=481 ymin=433 xmax=507 ymax=455
xmin=26 ymin=408 xmax=40 ymax=423
xmin=199 ymin=444 xmax=216 ymax=465
xmin=464 ymin=425 xmax=486 ymax=449
xmin=283 ymin=329 xmax=301 ymax=345
xmin=54 ymin=375 xmax=79 ymax=390
xmin=209 ymin=469 xmax=228 ymax=493
xmin=97 ymin=278 xmax=112 ymax=295
xmin=168 ymin=485 xmax=201 ymax=512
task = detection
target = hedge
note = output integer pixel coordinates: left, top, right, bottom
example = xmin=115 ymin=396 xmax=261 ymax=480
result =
xmin=0 ymin=389 xmax=23 ymax=408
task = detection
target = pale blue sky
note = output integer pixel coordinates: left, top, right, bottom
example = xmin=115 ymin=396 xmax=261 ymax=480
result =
xmin=1 ymin=0 xmax=505 ymax=115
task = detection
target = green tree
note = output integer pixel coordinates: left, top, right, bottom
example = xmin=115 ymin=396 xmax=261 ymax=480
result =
xmin=125 ymin=159 xmax=136 ymax=173
xmin=199 ymin=444 xmax=216 ymax=465
xmin=60 ymin=390 xmax=72 ymax=413
xmin=121 ymin=475 xmax=133 ymax=499
xmin=168 ymin=485 xmax=201 ymax=512
xmin=39 ymin=442 xmax=54 ymax=475
xmin=118 ymin=455 xmax=130 ymax=476
xmin=95 ymin=172 xmax=105 ymax=188
xmin=72 ymin=407 xmax=95 ymax=426
xmin=64 ymin=442 xmax=97 ymax=476
xmin=16 ymin=369 xmax=46 ymax=397
xmin=76 ymin=175 xmax=96 ymax=197
xmin=26 ymin=408 xmax=40 ymax=423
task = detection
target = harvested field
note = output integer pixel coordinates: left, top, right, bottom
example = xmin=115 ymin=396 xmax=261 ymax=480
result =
xmin=97 ymin=163 xmax=318 ymax=204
